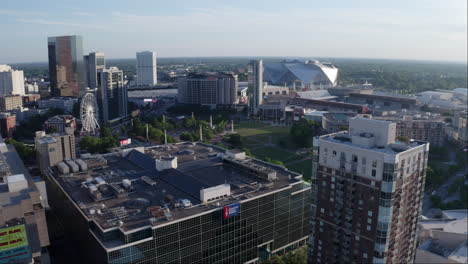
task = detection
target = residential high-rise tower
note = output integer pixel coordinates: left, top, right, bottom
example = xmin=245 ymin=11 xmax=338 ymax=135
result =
xmin=309 ymin=117 xmax=429 ymax=264
xmin=136 ymin=51 xmax=157 ymax=86
xmin=0 ymin=64 xmax=25 ymax=96
xmin=98 ymin=67 xmax=128 ymax=123
xmin=47 ymin=35 xmax=85 ymax=97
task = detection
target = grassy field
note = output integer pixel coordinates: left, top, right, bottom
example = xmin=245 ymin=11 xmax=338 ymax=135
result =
xmin=249 ymin=146 xmax=302 ymax=163
xmin=234 ymin=122 xmax=269 ymax=130
xmin=286 ymin=160 xmax=313 ymax=182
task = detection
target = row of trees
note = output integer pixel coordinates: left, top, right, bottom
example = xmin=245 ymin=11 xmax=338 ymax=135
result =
xmin=14 ymin=108 xmax=65 ymax=139
xmin=290 ymin=119 xmax=321 ymax=148
xmin=263 ymin=246 xmax=307 ymax=264
xmin=6 ymin=139 xmax=34 ymax=160
xmin=127 ymin=117 xmax=176 ymax=143
xmin=79 ymin=127 xmax=120 ymax=154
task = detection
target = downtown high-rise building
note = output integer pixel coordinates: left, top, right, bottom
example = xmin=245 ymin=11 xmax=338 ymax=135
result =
xmin=98 ymin=67 xmax=128 ymax=123
xmin=136 ymin=51 xmax=157 ymax=86
xmin=309 ymin=117 xmax=429 ymax=264
xmin=0 ymin=64 xmax=25 ymax=96
xmin=84 ymin=52 xmax=106 ymax=89
xmin=248 ymin=59 xmax=263 ymax=114
xmin=47 ymin=35 xmax=85 ymax=97
xmin=177 ymin=72 xmax=238 ymax=105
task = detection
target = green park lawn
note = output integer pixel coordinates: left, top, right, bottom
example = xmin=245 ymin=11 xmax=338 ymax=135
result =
xmin=286 ymin=160 xmax=313 ymax=182
xmin=249 ymin=146 xmax=302 ymax=163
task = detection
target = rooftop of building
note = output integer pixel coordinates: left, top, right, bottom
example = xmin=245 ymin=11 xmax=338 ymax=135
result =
xmin=50 ymin=142 xmax=307 ymax=235
xmin=185 ymin=72 xmax=236 ymax=79
xmin=420 ymin=210 xmax=468 ymax=234
xmin=0 ymin=139 xmax=38 ymax=206
xmin=317 ymin=117 xmax=428 ymax=154
xmin=349 ymin=92 xmax=418 ymax=104
xmin=291 ymin=97 xmax=369 ymax=112
xmin=46 ymin=115 xmax=76 ymax=122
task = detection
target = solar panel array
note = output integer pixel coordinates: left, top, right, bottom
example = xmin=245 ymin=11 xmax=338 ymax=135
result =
xmin=126 ymin=150 xmax=156 ymax=171
xmin=159 ymin=169 xmax=208 ymax=201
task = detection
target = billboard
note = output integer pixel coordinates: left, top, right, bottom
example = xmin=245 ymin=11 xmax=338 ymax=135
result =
xmin=0 ymin=225 xmax=30 ymax=264
xmin=120 ymin=138 xmax=132 ymax=146
xmin=223 ymin=203 xmax=240 ymax=219
xmin=143 ymin=99 xmax=157 ymax=103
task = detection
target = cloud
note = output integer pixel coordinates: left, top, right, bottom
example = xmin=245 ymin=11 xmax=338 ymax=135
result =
xmin=16 ymin=18 xmax=107 ymax=30
xmin=73 ymin=12 xmax=96 ymax=17
xmin=0 ymin=9 xmax=42 ymax=16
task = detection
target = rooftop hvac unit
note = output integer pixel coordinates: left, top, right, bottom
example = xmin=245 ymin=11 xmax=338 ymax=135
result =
xmin=141 ymin=176 xmax=156 ymax=187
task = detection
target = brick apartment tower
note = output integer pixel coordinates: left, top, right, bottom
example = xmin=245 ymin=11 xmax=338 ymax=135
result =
xmin=0 ymin=113 xmax=16 ymax=139
xmin=308 ymin=118 xmax=429 ymax=264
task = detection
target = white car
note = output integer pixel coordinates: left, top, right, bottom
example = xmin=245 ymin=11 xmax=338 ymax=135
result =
xmin=431 ymin=190 xmax=437 ymax=195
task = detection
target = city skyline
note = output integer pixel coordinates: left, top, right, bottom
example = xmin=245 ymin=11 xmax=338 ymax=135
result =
xmin=1 ymin=0 xmax=467 ymax=63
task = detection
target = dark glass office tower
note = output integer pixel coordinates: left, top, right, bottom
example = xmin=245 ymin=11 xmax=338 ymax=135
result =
xmin=48 ymin=35 xmax=85 ymax=97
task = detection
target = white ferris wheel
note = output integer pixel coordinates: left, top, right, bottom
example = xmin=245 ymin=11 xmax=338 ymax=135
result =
xmin=80 ymin=92 xmax=100 ymax=134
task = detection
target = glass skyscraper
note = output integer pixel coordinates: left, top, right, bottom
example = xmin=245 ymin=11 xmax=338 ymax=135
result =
xmin=48 ymin=35 xmax=85 ymax=97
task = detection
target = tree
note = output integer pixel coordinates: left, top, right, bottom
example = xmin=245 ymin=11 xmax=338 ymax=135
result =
xmin=430 ymin=194 xmax=443 ymax=208
xmin=100 ymin=126 xmax=113 ymax=138
xmin=264 ymin=157 xmax=284 ymax=167
xmin=180 ymin=132 xmax=194 ymax=142
xmin=46 ymin=126 xmax=59 ymax=134
xmin=228 ymin=134 xmax=242 ymax=147
xmin=290 ymin=118 xmax=321 ymax=148
xmin=6 ymin=139 xmax=34 ymax=160
xmin=397 ymin=135 xmax=410 ymax=143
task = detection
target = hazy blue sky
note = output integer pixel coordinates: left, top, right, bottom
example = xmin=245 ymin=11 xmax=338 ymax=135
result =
xmin=1 ymin=0 xmax=467 ymax=63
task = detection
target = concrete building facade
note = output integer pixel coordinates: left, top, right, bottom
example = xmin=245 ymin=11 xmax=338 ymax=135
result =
xmin=37 ymin=97 xmax=77 ymax=113
xmin=35 ymin=128 xmax=76 ymax=172
xmin=249 ymin=59 xmax=263 ymax=114
xmin=98 ymin=67 xmax=128 ymax=123
xmin=136 ymin=51 xmax=157 ymax=86
xmin=309 ymin=118 xmax=429 ymax=264
xmin=178 ymin=72 xmax=237 ymax=106
xmin=45 ymin=115 xmax=77 ymax=133
xmin=0 ymin=95 xmax=23 ymax=111
xmin=48 ymin=35 xmax=85 ymax=97
xmin=0 ymin=64 xmax=25 ymax=96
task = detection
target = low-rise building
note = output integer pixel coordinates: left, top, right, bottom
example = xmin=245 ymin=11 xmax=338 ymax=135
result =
xmin=45 ymin=115 xmax=77 ymax=133
xmin=263 ymin=84 xmax=289 ymax=96
xmin=416 ymin=210 xmax=468 ymax=264
xmin=0 ymin=95 xmax=23 ymax=111
xmin=35 ymin=128 xmax=76 ymax=172
xmin=37 ymin=97 xmax=77 ymax=113
xmin=347 ymin=93 xmax=419 ymax=113
xmin=0 ymin=136 xmax=50 ymax=263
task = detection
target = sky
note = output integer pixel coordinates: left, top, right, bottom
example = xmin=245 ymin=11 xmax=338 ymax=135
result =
xmin=1 ymin=0 xmax=467 ymax=63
